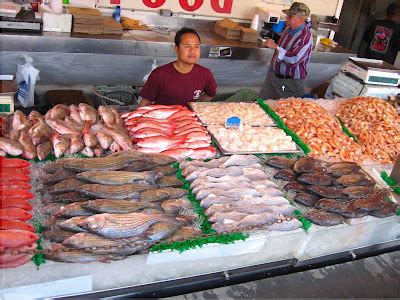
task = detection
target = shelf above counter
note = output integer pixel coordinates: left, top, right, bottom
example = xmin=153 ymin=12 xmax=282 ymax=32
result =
xmin=0 ymin=28 xmax=355 ymax=63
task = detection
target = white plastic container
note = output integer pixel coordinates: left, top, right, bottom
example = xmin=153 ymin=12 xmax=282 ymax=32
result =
xmin=43 ymin=12 xmax=72 ymax=32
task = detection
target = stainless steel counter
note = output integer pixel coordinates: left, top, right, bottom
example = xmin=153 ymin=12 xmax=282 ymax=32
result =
xmin=0 ymin=29 xmax=355 ymax=88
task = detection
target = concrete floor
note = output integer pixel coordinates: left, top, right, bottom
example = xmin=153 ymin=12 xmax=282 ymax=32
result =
xmin=167 ymin=251 xmax=400 ymax=299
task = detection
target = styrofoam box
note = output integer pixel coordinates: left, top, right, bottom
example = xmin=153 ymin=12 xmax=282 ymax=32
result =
xmin=43 ymin=12 xmax=72 ymax=33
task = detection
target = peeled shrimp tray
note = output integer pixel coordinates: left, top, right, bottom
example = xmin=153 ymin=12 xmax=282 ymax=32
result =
xmin=208 ymin=127 xmax=304 ymax=156
xmin=189 ymin=102 xmax=277 ymax=127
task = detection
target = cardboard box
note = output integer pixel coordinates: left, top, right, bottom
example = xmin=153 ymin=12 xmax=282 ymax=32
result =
xmin=237 ymin=25 xmax=258 ymax=43
xmin=213 ymin=18 xmax=240 ymax=40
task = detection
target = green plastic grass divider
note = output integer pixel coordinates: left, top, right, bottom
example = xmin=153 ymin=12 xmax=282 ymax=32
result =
xmin=293 ymin=209 xmax=312 ymax=232
xmin=150 ymin=161 xmax=249 ymax=253
xmin=31 ymin=218 xmax=45 ymax=267
xmin=380 ymin=172 xmax=399 ymax=215
xmin=337 ymin=117 xmax=358 ymax=143
xmin=381 ymin=171 xmax=400 ymax=197
xmin=256 ymin=98 xmax=311 ymax=155
xmin=380 ymin=171 xmax=398 ymax=188
xmin=150 ymin=232 xmax=249 ymax=253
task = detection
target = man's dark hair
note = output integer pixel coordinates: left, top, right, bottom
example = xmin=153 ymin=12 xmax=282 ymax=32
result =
xmin=387 ymin=3 xmax=400 ymax=17
xmin=174 ymin=27 xmax=201 ymax=47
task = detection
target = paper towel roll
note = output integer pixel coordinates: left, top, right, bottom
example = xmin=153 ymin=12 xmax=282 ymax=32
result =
xmin=250 ymin=14 xmax=260 ymax=31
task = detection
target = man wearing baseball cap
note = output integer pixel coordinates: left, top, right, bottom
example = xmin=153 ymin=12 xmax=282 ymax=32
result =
xmin=259 ymin=2 xmax=313 ymax=99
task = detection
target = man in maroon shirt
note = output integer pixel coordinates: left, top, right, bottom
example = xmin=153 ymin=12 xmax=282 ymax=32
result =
xmin=138 ymin=27 xmax=217 ymax=107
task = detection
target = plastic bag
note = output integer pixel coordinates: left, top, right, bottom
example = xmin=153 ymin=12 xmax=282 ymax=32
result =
xmin=16 ymin=55 xmax=40 ymax=108
xmin=142 ymin=58 xmax=158 ymax=84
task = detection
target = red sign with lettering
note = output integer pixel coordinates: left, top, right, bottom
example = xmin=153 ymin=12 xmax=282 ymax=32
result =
xmin=179 ymin=0 xmax=203 ymax=12
xmin=142 ymin=0 xmax=166 ymax=8
xmin=142 ymin=0 xmax=233 ymax=13
xmin=211 ymin=0 xmax=232 ymax=13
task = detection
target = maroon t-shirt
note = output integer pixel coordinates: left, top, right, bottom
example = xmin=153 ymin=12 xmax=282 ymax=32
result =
xmin=139 ymin=62 xmax=217 ymax=107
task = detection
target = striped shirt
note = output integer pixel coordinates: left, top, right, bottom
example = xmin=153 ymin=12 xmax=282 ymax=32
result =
xmin=271 ymin=24 xmax=313 ymax=79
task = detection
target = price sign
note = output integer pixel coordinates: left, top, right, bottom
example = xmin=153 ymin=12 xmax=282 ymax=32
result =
xmin=225 ymin=116 xmax=241 ymax=129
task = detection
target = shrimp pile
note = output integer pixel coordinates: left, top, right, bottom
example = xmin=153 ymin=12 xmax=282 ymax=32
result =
xmin=274 ymin=99 xmax=363 ymax=162
xmin=337 ymin=97 xmax=400 ymax=164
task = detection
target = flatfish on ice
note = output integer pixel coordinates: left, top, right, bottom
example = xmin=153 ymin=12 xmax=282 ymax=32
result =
xmin=274 ymin=169 xmax=297 ymax=181
xmin=307 ymin=186 xmax=343 ymax=199
xmin=335 ymin=174 xmax=368 ymax=187
xmin=283 ymin=181 xmax=309 ymax=193
xmin=297 ymin=173 xmax=333 ymax=186
xmin=342 ymin=186 xmax=373 ymax=199
xmin=293 ymin=157 xmax=324 ymax=174
xmin=293 ymin=192 xmax=320 ymax=207
xmin=369 ymin=202 xmax=399 ymax=218
xmin=265 ymin=156 xmax=296 ymax=169
xmin=304 ymin=209 xmax=344 ymax=226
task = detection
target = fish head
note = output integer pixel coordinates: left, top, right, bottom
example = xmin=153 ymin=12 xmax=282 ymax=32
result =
xmin=175 ymin=215 xmax=196 ymax=226
xmin=50 ymin=243 xmax=65 ymax=252
xmin=141 ymin=208 xmax=164 ymax=214
xmin=62 ymin=232 xmax=84 ymax=247
xmin=54 ymin=206 xmax=67 ymax=218
xmin=77 ymin=215 xmax=105 ymax=231
xmin=27 ymin=232 xmax=39 ymax=244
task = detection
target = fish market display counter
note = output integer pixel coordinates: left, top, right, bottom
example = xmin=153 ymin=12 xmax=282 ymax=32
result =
xmin=1 ymin=98 xmax=399 ymax=298
xmin=2 ymin=210 xmax=399 ymax=298
xmin=0 ymin=28 xmax=354 ymax=90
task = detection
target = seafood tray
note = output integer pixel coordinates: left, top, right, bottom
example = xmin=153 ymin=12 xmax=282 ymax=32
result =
xmin=264 ymin=156 xmax=398 ymax=227
xmin=207 ymin=126 xmax=303 ymax=155
xmin=269 ymin=98 xmax=364 ymax=163
xmin=189 ymin=102 xmax=276 ymax=127
xmin=336 ymin=97 xmax=400 ymax=164
xmin=179 ymin=155 xmax=302 ymax=234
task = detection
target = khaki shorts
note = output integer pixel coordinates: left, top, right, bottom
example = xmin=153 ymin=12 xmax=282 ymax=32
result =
xmin=259 ymin=68 xmax=306 ymax=100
